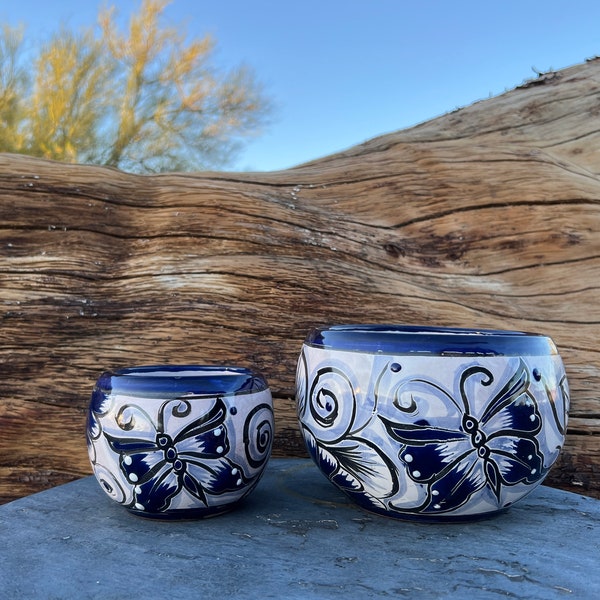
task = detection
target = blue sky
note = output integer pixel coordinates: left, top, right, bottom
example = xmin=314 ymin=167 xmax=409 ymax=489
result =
xmin=2 ymin=0 xmax=600 ymax=172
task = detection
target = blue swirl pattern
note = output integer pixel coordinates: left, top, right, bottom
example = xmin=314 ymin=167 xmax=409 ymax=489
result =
xmin=88 ymin=387 xmax=273 ymax=518
xmin=297 ymin=348 xmax=569 ymax=520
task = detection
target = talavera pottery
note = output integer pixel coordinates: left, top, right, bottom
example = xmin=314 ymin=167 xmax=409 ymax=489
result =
xmin=87 ymin=365 xmax=273 ymax=518
xmin=296 ymin=325 xmax=569 ymax=521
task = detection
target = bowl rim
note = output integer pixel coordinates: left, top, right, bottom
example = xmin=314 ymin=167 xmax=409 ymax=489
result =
xmin=95 ymin=365 xmax=269 ymax=397
xmin=303 ymin=324 xmax=558 ymax=356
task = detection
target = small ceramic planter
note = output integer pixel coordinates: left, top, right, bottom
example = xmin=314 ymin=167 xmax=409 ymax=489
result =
xmin=87 ymin=365 xmax=273 ymax=519
xmin=296 ymin=325 xmax=569 ymax=521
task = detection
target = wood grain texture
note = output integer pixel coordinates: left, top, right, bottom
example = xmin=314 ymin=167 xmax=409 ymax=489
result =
xmin=1 ymin=60 xmax=599 ymax=503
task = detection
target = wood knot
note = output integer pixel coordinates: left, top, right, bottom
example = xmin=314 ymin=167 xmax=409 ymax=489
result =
xmin=383 ymin=243 xmax=406 ymax=258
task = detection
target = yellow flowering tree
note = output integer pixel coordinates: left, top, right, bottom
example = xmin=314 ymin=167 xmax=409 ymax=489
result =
xmin=0 ymin=0 xmax=271 ymax=172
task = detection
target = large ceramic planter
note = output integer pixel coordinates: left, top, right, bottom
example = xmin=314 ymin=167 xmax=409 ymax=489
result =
xmin=87 ymin=365 xmax=273 ymax=519
xmin=296 ymin=325 xmax=569 ymax=521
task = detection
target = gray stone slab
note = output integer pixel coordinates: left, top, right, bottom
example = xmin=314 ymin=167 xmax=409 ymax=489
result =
xmin=0 ymin=459 xmax=598 ymax=599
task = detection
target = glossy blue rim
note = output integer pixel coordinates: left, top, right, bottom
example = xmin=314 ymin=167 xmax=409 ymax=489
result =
xmin=94 ymin=365 xmax=269 ymax=397
xmin=304 ymin=325 xmax=557 ymax=356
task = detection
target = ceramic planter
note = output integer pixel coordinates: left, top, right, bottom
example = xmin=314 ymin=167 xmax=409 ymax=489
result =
xmin=296 ymin=325 xmax=569 ymax=521
xmin=87 ymin=365 xmax=273 ymax=519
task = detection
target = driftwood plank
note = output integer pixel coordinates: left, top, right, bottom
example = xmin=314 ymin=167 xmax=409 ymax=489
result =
xmin=1 ymin=60 xmax=599 ymax=503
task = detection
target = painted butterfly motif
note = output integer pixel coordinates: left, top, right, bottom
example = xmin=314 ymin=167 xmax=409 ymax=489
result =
xmin=104 ymin=397 xmax=246 ymax=513
xmin=380 ymin=360 xmax=545 ymax=514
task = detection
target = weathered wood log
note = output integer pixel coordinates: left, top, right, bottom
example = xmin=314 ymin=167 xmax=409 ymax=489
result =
xmin=1 ymin=60 xmax=599 ymax=503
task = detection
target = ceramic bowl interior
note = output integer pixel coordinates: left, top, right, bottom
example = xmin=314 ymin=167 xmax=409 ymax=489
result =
xmin=87 ymin=365 xmax=273 ymax=519
xmin=296 ymin=325 xmax=569 ymax=521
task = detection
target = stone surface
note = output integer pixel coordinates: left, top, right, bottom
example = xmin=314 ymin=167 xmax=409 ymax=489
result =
xmin=0 ymin=459 xmax=598 ymax=599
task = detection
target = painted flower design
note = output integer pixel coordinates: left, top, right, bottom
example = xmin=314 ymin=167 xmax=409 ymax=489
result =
xmin=297 ymin=354 xmax=399 ymax=510
xmin=104 ymin=397 xmax=246 ymax=513
xmin=380 ymin=360 xmax=545 ymax=514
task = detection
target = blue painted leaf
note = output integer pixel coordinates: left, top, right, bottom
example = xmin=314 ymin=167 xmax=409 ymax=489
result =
xmin=179 ymin=471 xmax=208 ymax=505
xmin=381 ymin=417 xmax=468 ymax=445
xmin=105 ymin=435 xmax=157 ymax=453
xmin=485 ymin=458 xmax=502 ymax=502
xmin=327 ymin=437 xmax=399 ymax=498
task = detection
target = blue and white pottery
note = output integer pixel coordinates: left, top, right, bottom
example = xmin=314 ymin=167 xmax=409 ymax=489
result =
xmin=87 ymin=365 xmax=273 ymax=519
xmin=296 ymin=325 xmax=569 ymax=521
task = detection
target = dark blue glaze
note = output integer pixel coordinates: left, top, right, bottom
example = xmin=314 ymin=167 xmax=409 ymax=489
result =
xmin=87 ymin=364 xmax=274 ymax=518
xmin=94 ymin=365 xmax=268 ymax=398
xmin=305 ymin=324 xmax=557 ymax=356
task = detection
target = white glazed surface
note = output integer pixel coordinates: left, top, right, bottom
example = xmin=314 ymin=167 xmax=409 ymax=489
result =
xmin=88 ymin=388 xmax=273 ymax=517
xmin=297 ymin=346 xmax=569 ymax=519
